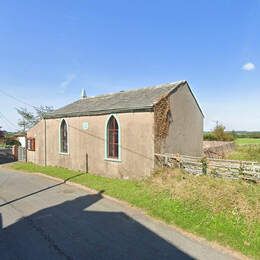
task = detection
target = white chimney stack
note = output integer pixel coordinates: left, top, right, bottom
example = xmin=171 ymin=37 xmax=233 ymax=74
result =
xmin=81 ymin=89 xmax=87 ymax=99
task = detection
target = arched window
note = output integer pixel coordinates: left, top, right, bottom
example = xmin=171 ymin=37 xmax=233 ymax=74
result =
xmin=107 ymin=116 xmax=119 ymax=159
xmin=60 ymin=119 xmax=68 ymax=153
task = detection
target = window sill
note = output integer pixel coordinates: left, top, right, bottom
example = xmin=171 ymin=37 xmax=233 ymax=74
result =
xmin=59 ymin=152 xmax=69 ymax=155
xmin=104 ymin=157 xmax=122 ymax=163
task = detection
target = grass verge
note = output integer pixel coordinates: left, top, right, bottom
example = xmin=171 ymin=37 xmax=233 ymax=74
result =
xmin=11 ymin=162 xmax=260 ymax=258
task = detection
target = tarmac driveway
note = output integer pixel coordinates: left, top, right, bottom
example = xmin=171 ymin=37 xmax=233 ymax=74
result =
xmin=0 ymin=168 xmax=237 ymax=260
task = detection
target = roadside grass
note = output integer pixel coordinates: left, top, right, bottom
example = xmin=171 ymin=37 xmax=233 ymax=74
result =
xmin=11 ymin=162 xmax=260 ymax=258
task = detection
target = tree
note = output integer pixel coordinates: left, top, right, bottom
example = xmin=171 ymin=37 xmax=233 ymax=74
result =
xmin=212 ymin=123 xmax=235 ymax=141
xmin=0 ymin=126 xmax=5 ymax=138
xmin=0 ymin=126 xmax=6 ymax=146
xmin=35 ymin=106 xmax=54 ymax=121
xmin=16 ymin=106 xmax=54 ymax=132
xmin=213 ymin=124 xmax=226 ymax=141
xmin=16 ymin=108 xmax=35 ymax=132
xmin=204 ymin=123 xmax=236 ymax=141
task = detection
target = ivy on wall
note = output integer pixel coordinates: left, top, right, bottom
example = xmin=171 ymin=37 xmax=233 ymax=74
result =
xmin=154 ymin=95 xmax=171 ymax=153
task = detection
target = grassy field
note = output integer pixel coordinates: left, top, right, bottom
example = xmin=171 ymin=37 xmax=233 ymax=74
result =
xmin=226 ymin=138 xmax=260 ymax=162
xmin=227 ymin=145 xmax=260 ymax=162
xmin=11 ymin=162 xmax=260 ymax=258
xmin=235 ymin=138 xmax=260 ymax=145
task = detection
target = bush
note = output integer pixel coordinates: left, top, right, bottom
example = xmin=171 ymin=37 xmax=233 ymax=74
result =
xmin=237 ymin=132 xmax=260 ymax=139
xmin=204 ymin=124 xmax=235 ymax=141
xmin=5 ymin=139 xmax=21 ymax=146
xmin=203 ymin=132 xmax=217 ymax=141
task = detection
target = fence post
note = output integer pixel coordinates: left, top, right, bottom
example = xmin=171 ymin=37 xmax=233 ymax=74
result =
xmin=164 ymin=155 xmax=167 ymax=166
xmin=252 ymin=162 xmax=255 ymax=177
xmin=86 ymin=153 xmax=88 ymax=173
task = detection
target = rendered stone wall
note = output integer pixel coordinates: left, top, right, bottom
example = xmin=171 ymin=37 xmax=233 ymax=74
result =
xmin=158 ymin=83 xmax=203 ymax=156
xmin=27 ymin=112 xmax=155 ymax=179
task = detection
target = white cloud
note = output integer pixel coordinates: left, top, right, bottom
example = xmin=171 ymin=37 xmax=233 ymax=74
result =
xmin=59 ymin=73 xmax=77 ymax=93
xmin=242 ymin=62 xmax=255 ymax=71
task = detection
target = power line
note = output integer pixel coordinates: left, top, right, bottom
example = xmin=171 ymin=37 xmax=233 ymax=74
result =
xmin=0 ymin=112 xmax=18 ymax=129
xmin=0 ymin=112 xmax=18 ymax=131
xmin=0 ymin=118 xmax=16 ymax=131
xmin=0 ymin=119 xmax=16 ymax=131
xmin=0 ymin=89 xmax=37 ymax=109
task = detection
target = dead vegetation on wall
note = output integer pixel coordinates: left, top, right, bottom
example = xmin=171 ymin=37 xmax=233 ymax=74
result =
xmin=148 ymin=168 xmax=259 ymax=222
xmin=154 ymin=95 xmax=171 ymax=153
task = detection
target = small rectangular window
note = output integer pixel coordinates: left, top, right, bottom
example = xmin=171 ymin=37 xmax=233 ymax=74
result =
xmin=27 ymin=138 xmax=35 ymax=151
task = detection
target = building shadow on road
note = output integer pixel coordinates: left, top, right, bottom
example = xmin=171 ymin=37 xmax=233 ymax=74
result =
xmin=0 ymin=191 xmax=193 ymax=260
xmin=0 ymin=173 xmax=86 ymax=207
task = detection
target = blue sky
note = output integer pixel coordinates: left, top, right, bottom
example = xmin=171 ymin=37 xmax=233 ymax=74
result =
xmin=0 ymin=0 xmax=259 ymax=131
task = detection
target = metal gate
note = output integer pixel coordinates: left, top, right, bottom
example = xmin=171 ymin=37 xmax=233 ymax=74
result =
xmin=18 ymin=147 xmax=26 ymax=161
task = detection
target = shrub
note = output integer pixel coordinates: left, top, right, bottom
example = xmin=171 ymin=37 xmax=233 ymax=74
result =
xmin=201 ymin=157 xmax=208 ymax=174
xmin=204 ymin=124 xmax=235 ymax=141
xmin=6 ymin=139 xmax=21 ymax=146
xmin=203 ymin=132 xmax=217 ymax=141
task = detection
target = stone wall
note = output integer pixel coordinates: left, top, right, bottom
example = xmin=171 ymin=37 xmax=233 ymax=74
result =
xmin=203 ymin=141 xmax=235 ymax=159
xmin=155 ymin=153 xmax=260 ymax=182
xmin=0 ymin=148 xmax=14 ymax=164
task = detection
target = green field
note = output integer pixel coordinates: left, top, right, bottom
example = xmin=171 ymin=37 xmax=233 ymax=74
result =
xmin=11 ymin=162 xmax=260 ymax=258
xmin=226 ymin=138 xmax=260 ymax=162
xmin=235 ymin=138 xmax=260 ymax=145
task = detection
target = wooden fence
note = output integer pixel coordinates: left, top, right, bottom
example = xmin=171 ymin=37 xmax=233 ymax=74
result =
xmin=155 ymin=153 xmax=260 ymax=182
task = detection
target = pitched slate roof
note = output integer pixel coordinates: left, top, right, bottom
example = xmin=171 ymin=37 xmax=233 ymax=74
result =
xmin=44 ymin=80 xmax=186 ymax=119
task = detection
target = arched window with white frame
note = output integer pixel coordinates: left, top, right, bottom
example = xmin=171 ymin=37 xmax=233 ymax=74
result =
xmin=106 ymin=115 xmax=119 ymax=159
xmin=60 ymin=119 xmax=68 ymax=153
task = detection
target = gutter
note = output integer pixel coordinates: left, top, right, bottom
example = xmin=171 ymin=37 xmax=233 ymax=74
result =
xmin=43 ymin=106 xmax=154 ymax=119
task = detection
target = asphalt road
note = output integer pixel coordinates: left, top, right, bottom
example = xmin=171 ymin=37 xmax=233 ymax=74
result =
xmin=0 ymin=168 xmax=237 ymax=260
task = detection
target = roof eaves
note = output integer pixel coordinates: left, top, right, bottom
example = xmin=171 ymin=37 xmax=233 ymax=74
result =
xmin=44 ymin=106 xmax=154 ymax=119
xmin=185 ymin=82 xmax=204 ymax=118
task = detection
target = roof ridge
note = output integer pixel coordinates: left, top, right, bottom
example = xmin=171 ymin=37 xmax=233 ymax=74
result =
xmin=83 ymin=80 xmax=186 ymax=101
xmin=44 ymin=80 xmax=188 ymax=119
